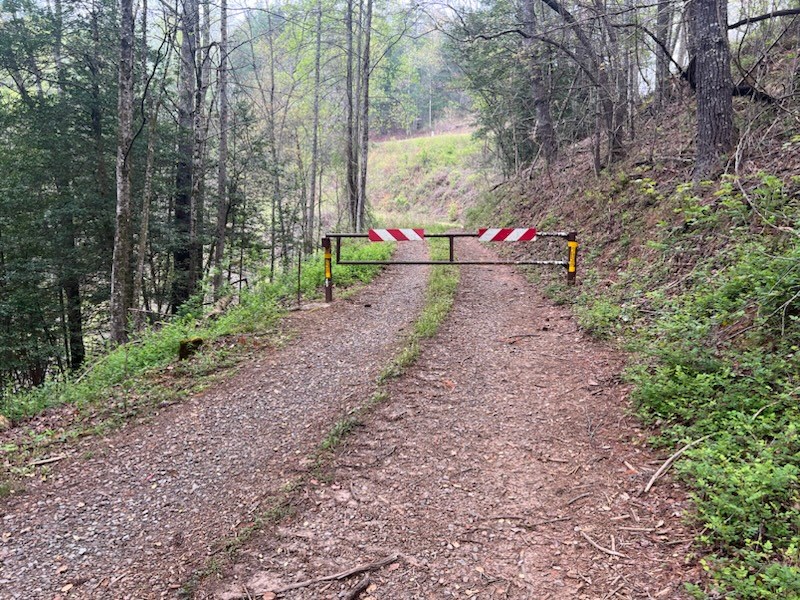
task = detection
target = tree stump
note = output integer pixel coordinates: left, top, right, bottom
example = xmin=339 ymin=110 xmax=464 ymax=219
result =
xmin=178 ymin=337 xmax=204 ymax=360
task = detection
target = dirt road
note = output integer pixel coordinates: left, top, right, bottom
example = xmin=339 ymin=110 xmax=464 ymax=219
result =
xmin=1 ymin=240 xmax=696 ymax=599
xmin=208 ymin=240 xmax=696 ymax=599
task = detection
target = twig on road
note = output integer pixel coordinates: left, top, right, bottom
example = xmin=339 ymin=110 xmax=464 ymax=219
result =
xmin=566 ymin=492 xmax=592 ymax=506
xmin=272 ymin=554 xmax=399 ymax=594
xmin=643 ymin=435 xmax=712 ymax=493
xmin=578 ymin=530 xmax=627 ymax=558
xmin=30 ymin=455 xmax=66 ymax=466
xmin=343 ymin=575 xmax=371 ymax=600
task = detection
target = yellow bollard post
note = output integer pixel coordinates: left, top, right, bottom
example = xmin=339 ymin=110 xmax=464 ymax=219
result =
xmin=322 ymin=237 xmax=333 ymax=302
xmin=567 ymin=232 xmax=578 ymax=285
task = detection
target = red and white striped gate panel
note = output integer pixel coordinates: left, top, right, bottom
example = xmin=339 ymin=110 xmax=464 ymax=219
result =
xmin=478 ymin=228 xmax=537 ymax=242
xmin=368 ymin=228 xmax=425 ymax=242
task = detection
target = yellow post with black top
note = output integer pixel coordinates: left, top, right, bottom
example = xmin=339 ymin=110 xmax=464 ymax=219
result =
xmin=322 ymin=237 xmax=333 ymax=302
xmin=567 ymin=231 xmax=578 ymax=285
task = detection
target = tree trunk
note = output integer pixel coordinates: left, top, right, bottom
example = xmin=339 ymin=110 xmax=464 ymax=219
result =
xmin=692 ymin=0 xmax=734 ymax=179
xmin=355 ymin=0 xmax=373 ymax=232
xmin=110 ymin=0 xmax=135 ymax=343
xmin=89 ymin=0 xmax=112 ymax=249
xmin=655 ymin=0 xmax=673 ymax=108
xmin=52 ymin=0 xmax=85 ymax=368
xmin=345 ymin=0 xmax=358 ymax=230
xmin=190 ymin=0 xmax=211 ymax=293
xmin=212 ymin=0 xmax=229 ymax=298
xmin=304 ymin=0 xmax=322 ymax=254
xmin=540 ymin=0 xmax=623 ymax=162
xmin=522 ymin=0 xmax=558 ymax=165
xmin=172 ymin=0 xmax=198 ymax=311
xmin=63 ymin=254 xmax=85 ymax=369
xmin=265 ymin=11 xmax=288 ymax=270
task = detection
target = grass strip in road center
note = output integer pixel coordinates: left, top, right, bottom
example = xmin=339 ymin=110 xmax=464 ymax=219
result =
xmin=320 ymin=237 xmax=459 ymax=454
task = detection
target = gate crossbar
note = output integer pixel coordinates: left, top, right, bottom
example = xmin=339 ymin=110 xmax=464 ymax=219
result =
xmin=321 ymin=230 xmax=578 ymax=302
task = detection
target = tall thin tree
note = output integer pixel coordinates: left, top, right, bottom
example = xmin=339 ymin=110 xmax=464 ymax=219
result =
xmin=304 ymin=0 xmax=322 ymax=254
xmin=172 ymin=0 xmax=198 ymax=311
xmin=212 ymin=0 xmax=229 ymax=298
xmin=110 ymin=0 xmax=135 ymax=343
xmin=692 ymin=0 xmax=734 ymax=178
xmin=522 ymin=0 xmax=557 ymax=165
xmin=355 ymin=0 xmax=373 ymax=232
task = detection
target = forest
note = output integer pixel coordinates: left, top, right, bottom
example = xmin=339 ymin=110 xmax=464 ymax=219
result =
xmin=1 ymin=0 xmax=796 ymax=394
xmin=2 ymin=0 xmax=800 ymax=596
xmin=0 ymin=0 xmax=469 ymax=391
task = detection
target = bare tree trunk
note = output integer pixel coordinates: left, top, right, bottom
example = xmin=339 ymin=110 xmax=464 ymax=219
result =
xmin=655 ymin=0 xmax=673 ymax=107
xmin=212 ymin=0 xmax=229 ymax=298
xmin=595 ymin=0 xmax=626 ymax=160
xmin=133 ymin=0 xmax=159 ymax=325
xmin=522 ymin=0 xmax=557 ymax=165
xmin=265 ymin=11 xmax=288 ymax=270
xmin=89 ymin=0 xmax=112 ymax=246
xmin=593 ymin=93 xmax=602 ymax=175
xmin=304 ymin=0 xmax=322 ymax=254
xmin=135 ymin=83 xmax=165 ymax=323
xmin=110 ymin=0 xmax=135 ymax=343
xmin=355 ymin=0 xmax=373 ymax=232
xmin=691 ymin=0 xmax=734 ymax=179
xmin=345 ymin=0 xmax=358 ymax=230
xmin=540 ymin=0 xmax=623 ymax=163
xmin=52 ymin=0 xmax=85 ymax=368
xmin=172 ymin=0 xmax=197 ymax=311
xmin=190 ymin=0 xmax=210 ymax=292
xmin=627 ymin=43 xmax=636 ymax=141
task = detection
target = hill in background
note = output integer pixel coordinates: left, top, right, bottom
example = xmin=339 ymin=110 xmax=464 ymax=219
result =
xmin=367 ymin=131 xmax=495 ymax=226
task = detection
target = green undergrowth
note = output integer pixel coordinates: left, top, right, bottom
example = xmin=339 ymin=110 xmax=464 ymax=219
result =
xmin=568 ymin=173 xmax=800 ymax=598
xmin=0 ymin=241 xmax=392 ymax=425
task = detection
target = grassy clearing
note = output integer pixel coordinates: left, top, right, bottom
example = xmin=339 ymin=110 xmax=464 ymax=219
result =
xmin=563 ymin=173 xmax=800 ymax=598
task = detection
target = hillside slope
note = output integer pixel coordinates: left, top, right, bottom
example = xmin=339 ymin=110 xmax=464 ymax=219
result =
xmin=468 ymin=79 xmax=800 ymax=597
xmin=367 ymin=131 xmax=494 ymax=225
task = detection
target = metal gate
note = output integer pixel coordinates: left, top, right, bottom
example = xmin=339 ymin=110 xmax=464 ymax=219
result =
xmin=321 ymin=229 xmax=578 ymax=302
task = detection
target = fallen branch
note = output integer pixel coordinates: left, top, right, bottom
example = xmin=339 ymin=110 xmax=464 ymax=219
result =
xmin=578 ymin=530 xmax=627 ymax=558
xmin=566 ymin=492 xmax=592 ymax=506
xmin=30 ymin=455 xmax=66 ymax=467
xmin=273 ymin=554 xmax=399 ymax=594
xmin=644 ymin=435 xmax=712 ymax=493
xmin=343 ymin=575 xmax=371 ymax=600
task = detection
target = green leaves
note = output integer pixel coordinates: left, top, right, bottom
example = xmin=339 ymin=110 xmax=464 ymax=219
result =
xmin=574 ymin=173 xmax=800 ymax=598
